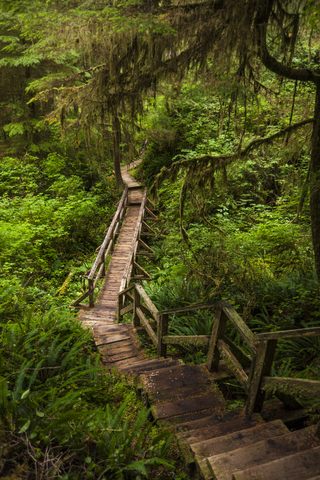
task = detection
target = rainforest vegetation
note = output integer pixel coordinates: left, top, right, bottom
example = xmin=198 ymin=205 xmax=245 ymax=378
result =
xmin=1 ymin=0 xmax=320 ymax=478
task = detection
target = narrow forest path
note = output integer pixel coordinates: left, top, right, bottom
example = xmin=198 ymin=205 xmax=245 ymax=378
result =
xmin=76 ymin=162 xmax=320 ymax=480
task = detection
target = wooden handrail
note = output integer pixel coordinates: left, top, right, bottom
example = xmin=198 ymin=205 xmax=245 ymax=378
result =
xmin=254 ymin=326 xmax=320 ymax=340
xmin=119 ymin=188 xmax=148 ymax=292
xmin=70 ymin=186 xmax=128 ymax=308
xmin=117 ymin=284 xmax=320 ymax=415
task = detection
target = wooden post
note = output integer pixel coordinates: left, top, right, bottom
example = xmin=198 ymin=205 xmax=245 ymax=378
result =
xmin=117 ymin=293 xmax=122 ymax=322
xmin=102 ymin=250 xmax=106 ymax=277
xmin=111 ymin=231 xmax=114 ymax=252
xmin=157 ymin=313 xmax=168 ymax=358
xmin=133 ymin=285 xmax=141 ymax=327
xmin=88 ymin=279 xmax=94 ymax=308
xmin=246 ymin=339 xmax=277 ymax=415
xmin=206 ymin=303 xmax=227 ymax=372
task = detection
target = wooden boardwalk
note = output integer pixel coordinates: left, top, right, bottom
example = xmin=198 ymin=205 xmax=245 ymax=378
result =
xmin=77 ymin=162 xmax=320 ymax=480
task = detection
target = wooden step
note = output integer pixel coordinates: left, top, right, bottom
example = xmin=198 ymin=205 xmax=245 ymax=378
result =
xmin=233 ymin=444 xmax=320 ymax=480
xmin=199 ymin=426 xmax=317 ymax=480
xmin=152 ymin=391 xmax=225 ymax=421
xmin=176 ymin=414 xmax=263 ymax=445
xmin=191 ymin=419 xmax=289 ymax=461
xmin=175 ymin=410 xmax=245 ymax=432
xmin=141 ymin=364 xmax=212 ymax=393
xmin=118 ymin=358 xmax=180 ymax=374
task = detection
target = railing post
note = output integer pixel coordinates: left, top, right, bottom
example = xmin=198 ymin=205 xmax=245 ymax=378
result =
xmin=133 ymin=285 xmax=140 ymax=327
xmin=206 ymin=302 xmax=227 ymax=372
xmin=246 ymin=339 xmax=277 ymax=415
xmin=102 ymin=251 xmax=106 ymax=278
xmin=88 ymin=279 xmax=94 ymax=308
xmin=117 ymin=292 xmax=122 ymax=322
xmin=111 ymin=231 xmax=114 ymax=252
xmin=157 ymin=313 xmax=168 ymax=358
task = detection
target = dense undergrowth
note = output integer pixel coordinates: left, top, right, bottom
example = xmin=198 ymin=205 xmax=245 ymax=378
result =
xmin=135 ymin=78 xmax=320 ymax=414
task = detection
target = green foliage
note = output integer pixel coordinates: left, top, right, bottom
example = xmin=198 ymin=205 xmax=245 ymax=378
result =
xmin=0 ymin=288 xmax=174 ymax=479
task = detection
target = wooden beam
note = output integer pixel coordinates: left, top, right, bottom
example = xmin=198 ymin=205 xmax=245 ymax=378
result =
xmin=159 ymin=302 xmax=216 ymax=315
xmin=217 ymin=339 xmax=249 ymax=393
xmin=261 ymin=376 xmax=320 ymax=399
xmin=135 ymin=283 xmax=159 ymax=322
xmin=136 ymin=307 xmax=158 ymax=347
xmin=142 ymin=221 xmax=156 ymax=234
xmin=246 ymin=339 xmax=277 ymax=415
xmin=162 ymin=335 xmax=211 ymax=346
xmin=133 ymin=262 xmax=151 ymax=280
xmin=220 ymin=300 xmax=256 ymax=353
xmin=120 ymin=303 xmax=134 ymax=316
xmin=138 ymin=238 xmax=154 ymax=254
xmin=255 ymin=326 xmax=320 ymax=341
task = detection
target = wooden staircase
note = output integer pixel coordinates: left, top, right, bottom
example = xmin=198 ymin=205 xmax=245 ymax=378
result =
xmin=73 ymin=160 xmax=320 ymax=480
xmin=138 ymin=363 xmax=320 ymax=480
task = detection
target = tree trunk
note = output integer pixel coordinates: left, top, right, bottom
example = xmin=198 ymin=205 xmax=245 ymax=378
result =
xmin=310 ymin=82 xmax=320 ymax=282
xmin=112 ymin=115 xmax=124 ymax=190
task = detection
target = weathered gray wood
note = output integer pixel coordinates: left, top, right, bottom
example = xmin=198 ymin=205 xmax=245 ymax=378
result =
xmin=120 ymin=188 xmax=147 ymax=290
xmin=246 ymin=339 xmax=277 ymax=415
xmin=136 ymin=307 xmax=158 ymax=347
xmin=135 ymin=283 xmax=159 ymax=321
xmin=162 ymin=335 xmax=211 ymax=346
xmin=70 ymin=289 xmax=89 ymax=306
xmin=261 ymin=376 xmax=320 ymax=399
xmin=142 ymin=220 xmax=156 ymax=234
xmin=159 ymin=302 xmax=216 ymax=315
xmin=233 ymin=447 xmax=320 ymax=480
xmin=120 ymin=303 xmax=134 ymax=316
xmin=157 ymin=313 xmax=168 ymax=358
xmin=88 ymin=278 xmax=94 ymax=308
xmin=145 ymin=205 xmax=158 ymax=219
xmin=206 ymin=303 xmax=226 ymax=372
xmin=222 ymin=336 xmax=252 ymax=368
xmin=133 ymin=284 xmax=141 ymax=327
xmin=93 ymin=261 xmax=105 ymax=289
xmin=217 ymin=339 xmax=249 ymax=392
xmin=254 ymin=326 xmax=320 ymax=340
xmin=133 ymin=262 xmax=151 ymax=279
xmin=220 ymin=300 xmax=256 ymax=353
xmin=138 ymin=238 xmax=154 ymax=254
xmin=88 ymin=186 xmax=128 ymax=281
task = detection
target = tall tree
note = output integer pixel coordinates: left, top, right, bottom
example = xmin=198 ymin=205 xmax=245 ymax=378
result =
xmin=20 ymin=0 xmax=320 ymax=279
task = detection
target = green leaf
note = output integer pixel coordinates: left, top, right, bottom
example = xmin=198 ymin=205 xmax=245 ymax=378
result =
xmin=36 ymin=410 xmax=45 ymax=417
xmin=18 ymin=419 xmax=31 ymax=433
xmin=85 ymin=456 xmax=92 ymax=464
xmin=21 ymin=389 xmax=30 ymax=399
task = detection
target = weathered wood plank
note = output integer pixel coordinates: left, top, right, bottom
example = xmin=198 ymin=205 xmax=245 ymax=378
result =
xmin=220 ymin=300 xmax=256 ymax=353
xmin=135 ymin=283 xmax=159 ymax=321
xmin=261 ymin=376 xmax=320 ymax=399
xmin=217 ymin=339 xmax=249 ymax=392
xmin=136 ymin=307 xmax=158 ymax=347
xmin=233 ymin=446 xmax=320 ymax=480
xmin=254 ymin=326 xmax=320 ymax=340
xmin=141 ymin=365 xmax=211 ymax=392
xmin=162 ymin=335 xmax=210 ymax=346
xmin=152 ymin=393 xmax=225 ymax=420
xmin=246 ymin=339 xmax=277 ymax=415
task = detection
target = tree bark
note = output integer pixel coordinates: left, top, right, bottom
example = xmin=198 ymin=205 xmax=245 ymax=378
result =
xmin=112 ymin=114 xmax=124 ymax=190
xmin=310 ymin=82 xmax=320 ymax=282
xmin=254 ymin=0 xmax=320 ymax=283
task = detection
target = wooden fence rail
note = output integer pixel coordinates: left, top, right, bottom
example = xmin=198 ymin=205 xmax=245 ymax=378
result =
xmin=70 ymin=187 xmax=129 ymax=308
xmin=118 ymin=283 xmax=320 ymax=415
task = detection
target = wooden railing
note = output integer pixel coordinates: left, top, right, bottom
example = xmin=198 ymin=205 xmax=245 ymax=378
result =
xmin=70 ymin=186 xmax=129 ymax=308
xmin=118 ymin=284 xmax=320 ymax=414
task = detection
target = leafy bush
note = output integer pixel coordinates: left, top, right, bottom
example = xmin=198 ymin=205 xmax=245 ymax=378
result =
xmin=0 ymin=287 xmax=173 ymax=479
